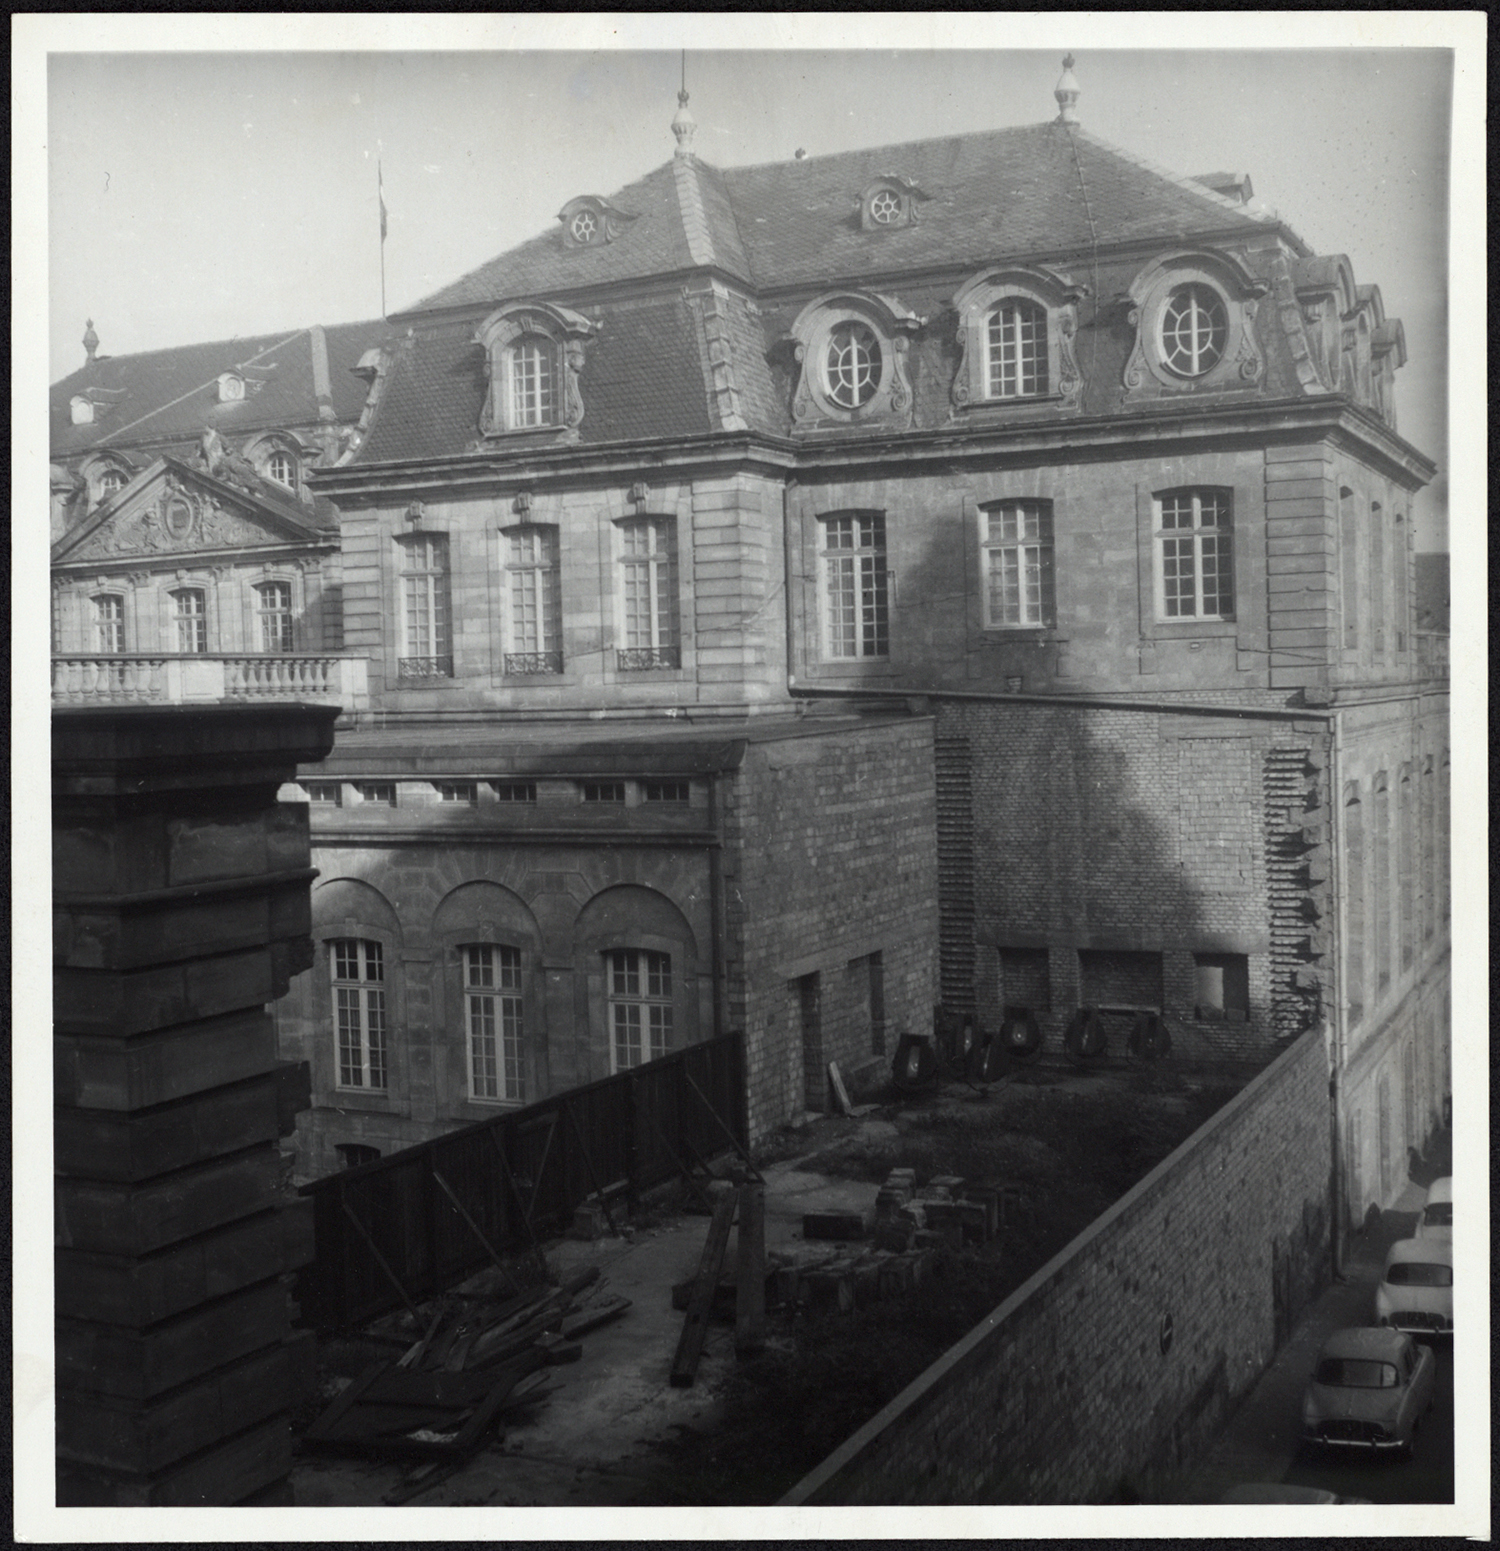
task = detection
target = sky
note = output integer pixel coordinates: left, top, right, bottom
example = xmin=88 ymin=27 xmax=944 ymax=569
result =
xmin=37 ymin=24 xmax=1458 ymax=547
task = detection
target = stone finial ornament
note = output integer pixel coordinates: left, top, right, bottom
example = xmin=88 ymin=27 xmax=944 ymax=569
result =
xmin=83 ymin=319 xmax=99 ymax=363
xmin=1054 ymin=54 xmax=1081 ymax=124
xmin=672 ymin=89 xmax=697 ymax=158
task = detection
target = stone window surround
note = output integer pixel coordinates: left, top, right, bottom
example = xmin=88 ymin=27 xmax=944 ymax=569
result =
xmin=499 ymin=520 xmax=564 ymax=677
xmin=788 ymin=290 xmax=922 ymax=430
xmin=817 ymin=508 xmax=891 ymax=664
xmin=854 ymin=175 xmax=929 ymax=232
xmin=79 ymin=454 xmax=135 ymax=510
xmin=475 ymin=302 xmax=598 ymax=440
xmin=1151 ymin=486 xmax=1237 ymax=624
xmin=1123 ymin=249 xmax=1267 ymax=396
xmin=952 ymin=265 xmax=1086 ymax=413
xmin=977 ymin=497 xmax=1057 ymax=631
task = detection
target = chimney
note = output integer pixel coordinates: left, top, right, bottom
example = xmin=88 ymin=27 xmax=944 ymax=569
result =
xmin=83 ymin=319 xmax=99 ymax=364
xmin=1054 ymin=54 xmax=1081 ymax=124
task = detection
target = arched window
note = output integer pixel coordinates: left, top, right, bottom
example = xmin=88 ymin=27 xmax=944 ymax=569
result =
xmin=986 ymin=299 xmax=1049 ymax=399
xmin=476 ymin=302 xmax=597 ymax=438
xmin=508 ymin=339 xmax=556 ymax=428
xmin=266 ymin=449 xmax=298 ymax=490
xmin=606 ymin=948 xmax=673 ymax=1070
xmin=170 ymin=587 xmax=207 ymax=654
xmin=823 ymin=322 xmax=882 ymax=409
xmin=93 ymin=594 xmax=125 ymax=654
xmin=254 ymin=580 xmax=294 ymax=653
xmin=330 ymin=938 xmax=388 ymax=1090
xmin=98 ymin=468 xmax=127 ymax=499
xmin=463 ymin=944 xmax=525 ymax=1102
xmin=1159 ymin=284 xmax=1228 ymax=377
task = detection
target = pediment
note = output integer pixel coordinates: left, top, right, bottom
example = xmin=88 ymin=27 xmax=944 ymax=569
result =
xmin=53 ymin=459 xmax=324 ymax=566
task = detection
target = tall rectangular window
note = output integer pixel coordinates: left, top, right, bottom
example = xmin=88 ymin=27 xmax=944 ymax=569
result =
xmin=1372 ymin=774 xmax=1391 ymax=996
xmin=505 ymin=525 xmax=562 ymax=674
xmin=606 ymin=948 xmax=672 ymax=1070
xmin=617 ymin=518 xmax=679 ymax=669
xmin=1398 ymin=770 xmax=1415 ymax=973
xmin=254 ymin=580 xmax=294 ymax=653
xmin=93 ymin=594 xmax=125 ymax=654
xmin=1369 ymin=502 xmax=1386 ymax=652
xmin=1339 ymin=486 xmax=1360 ymax=649
xmin=981 ymin=500 xmax=1055 ymax=627
xmin=464 ymin=944 xmax=524 ymax=1102
xmin=170 ymin=587 xmax=208 ymax=653
xmin=1155 ymin=489 xmax=1234 ymax=620
xmin=398 ymin=533 xmax=453 ymax=678
xmin=1420 ymin=757 xmax=1436 ymax=943
xmin=985 ymin=299 xmax=1048 ymax=398
xmin=821 ymin=511 xmax=889 ymax=658
xmin=1392 ymin=512 xmax=1410 ymax=652
xmin=331 ymin=939 xmax=387 ymax=1090
xmin=1344 ymin=786 xmax=1365 ymax=1027
xmin=508 ymin=339 xmax=555 ymax=428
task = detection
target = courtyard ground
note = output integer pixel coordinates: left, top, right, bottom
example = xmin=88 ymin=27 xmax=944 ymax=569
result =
xmin=290 ymin=1057 xmax=1247 ymax=1507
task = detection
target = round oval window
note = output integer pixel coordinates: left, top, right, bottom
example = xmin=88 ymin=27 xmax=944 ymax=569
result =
xmin=570 ymin=210 xmax=598 ymax=243
xmin=824 ymin=321 xmax=882 ymax=409
xmin=1159 ymin=283 xmax=1228 ymax=377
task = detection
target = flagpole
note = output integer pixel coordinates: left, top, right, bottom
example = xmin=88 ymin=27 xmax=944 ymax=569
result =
xmin=378 ymin=157 xmax=388 ymax=320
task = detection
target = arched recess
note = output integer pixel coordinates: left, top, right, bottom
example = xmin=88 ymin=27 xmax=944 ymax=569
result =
xmin=312 ymin=876 xmax=403 ymax=942
xmin=574 ymin=885 xmax=704 ymax=1073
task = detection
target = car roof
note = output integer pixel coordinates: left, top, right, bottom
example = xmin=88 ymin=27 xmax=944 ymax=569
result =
xmin=1320 ymin=1326 xmax=1408 ymax=1360
xmin=1424 ymin=1177 xmax=1452 ymax=1205
xmin=1386 ymin=1236 xmax=1452 ymax=1266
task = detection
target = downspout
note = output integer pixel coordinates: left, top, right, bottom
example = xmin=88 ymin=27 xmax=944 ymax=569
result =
xmin=1328 ymin=708 xmax=1346 ymax=1279
xmin=707 ymin=768 xmax=727 ymax=1043
xmin=782 ymin=479 xmax=799 ymax=698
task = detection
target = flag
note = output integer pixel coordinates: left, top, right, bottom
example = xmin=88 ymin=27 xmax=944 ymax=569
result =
xmin=378 ymin=159 xmax=388 ymax=243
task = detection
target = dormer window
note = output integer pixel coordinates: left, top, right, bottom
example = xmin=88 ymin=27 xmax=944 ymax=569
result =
xmin=97 ymin=468 xmax=127 ymax=499
xmin=789 ymin=291 xmax=923 ymax=430
xmin=476 ymin=303 xmax=598 ymax=439
xmin=69 ymin=396 xmax=94 ymax=426
xmin=953 ymin=266 xmax=1085 ymax=412
xmin=266 ymin=449 xmax=298 ymax=489
xmin=217 ymin=372 xmax=245 ymax=403
xmin=1124 ymin=251 xmax=1267 ymax=397
xmin=557 ymin=195 xmax=637 ymax=249
xmin=856 ymin=176 xmax=927 ymax=232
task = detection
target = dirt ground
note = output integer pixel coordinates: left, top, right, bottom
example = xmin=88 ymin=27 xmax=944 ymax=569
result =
xmin=290 ymin=1058 xmax=1245 ymax=1507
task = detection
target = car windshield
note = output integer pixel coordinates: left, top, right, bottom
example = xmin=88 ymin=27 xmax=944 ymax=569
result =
xmin=1422 ymin=1203 xmax=1453 ymax=1226
xmin=1315 ymin=1358 xmax=1399 ymax=1389
xmin=1386 ymin=1261 xmax=1452 ymax=1287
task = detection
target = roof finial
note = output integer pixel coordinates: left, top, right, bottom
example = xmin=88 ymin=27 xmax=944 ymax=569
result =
xmin=672 ymin=50 xmax=696 ymax=158
xmin=83 ymin=318 xmax=99 ymax=363
xmin=1054 ymin=53 xmax=1081 ymax=124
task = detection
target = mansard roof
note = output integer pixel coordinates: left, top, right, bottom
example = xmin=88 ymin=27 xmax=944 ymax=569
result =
xmin=410 ymin=121 xmax=1276 ymax=315
xmin=51 ymin=319 xmax=391 ymax=459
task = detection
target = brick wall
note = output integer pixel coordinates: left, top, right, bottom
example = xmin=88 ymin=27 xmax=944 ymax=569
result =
xmin=725 ymin=717 xmax=938 ymax=1139
xmin=784 ymin=1026 xmax=1332 ymax=1505
xmin=938 ymin=698 xmax=1327 ymax=1062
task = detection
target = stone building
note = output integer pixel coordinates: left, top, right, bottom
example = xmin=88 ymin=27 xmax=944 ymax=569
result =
xmin=51 ymin=64 xmax=1449 ymax=1234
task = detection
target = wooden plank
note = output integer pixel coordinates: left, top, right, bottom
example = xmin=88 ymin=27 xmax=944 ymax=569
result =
xmin=430 ymin=1166 xmax=523 ymax=1297
xmin=670 ymin=1188 xmax=737 ymax=1387
xmin=560 ymin=1296 xmax=631 ymax=1340
xmin=827 ymin=1061 xmax=853 ymax=1116
xmin=340 ymin=1197 xmax=419 ymax=1317
xmin=734 ymin=1183 xmax=766 ymax=1358
xmin=683 ymin=1072 xmax=764 ymax=1183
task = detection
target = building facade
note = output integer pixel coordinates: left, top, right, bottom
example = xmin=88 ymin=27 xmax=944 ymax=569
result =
xmin=52 ymin=68 xmax=1449 ymax=1227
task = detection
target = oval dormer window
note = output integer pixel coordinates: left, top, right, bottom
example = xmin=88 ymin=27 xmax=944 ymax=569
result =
xmin=218 ymin=373 xmax=245 ymax=403
xmin=868 ymin=188 xmax=904 ymax=226
xmin=569 ymin=209 xmax=599 ymax=244
xmin=1159 ymin=283 xmax=1229 ymax=378
xmin=824 ymin=322 xmax=883 ymax=409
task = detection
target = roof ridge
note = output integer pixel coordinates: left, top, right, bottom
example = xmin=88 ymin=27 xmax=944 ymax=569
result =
xmin=671 ymin=156 xmax=718 ymax=268
xmin=717 ymin=119 xmax=1054 ymax=177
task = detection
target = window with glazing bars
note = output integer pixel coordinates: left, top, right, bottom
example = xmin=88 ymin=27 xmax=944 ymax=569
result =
xmin=981 ymin=501 xmax=1055 ymax=627
xmin=170 ymin=588 xmax=208 ymax=653
xmin=398 ymin=533 xmax=452 ymax=675
xmin=255 ymin=580 xmax=294 ymax=652
xmin=464 ymin=944 xmax=524 ymax=1101
xmin=1155 ymin=489 xmax=1234 ymax=619
xmin=986 ymin=299 xmax=1049 ymax=398
xmin=606 ymin=948 xmax=672 ymax=1070
xmin=266 ymin=450 xmax=298 ymax=489
xmin=508 ymin=339 xmax=555 ymax=427
xmin=618 ymin=518 xmax=678 ymax=666
xmin=506 ymin=525 xmax=562 ymax=673
xmin=93 ymin=594 xmax=125 ymax=653
xmin=821 ymin=512 xmax=889 ymax=658
xmin=331 ymin=939 xmax=387 ymax=1089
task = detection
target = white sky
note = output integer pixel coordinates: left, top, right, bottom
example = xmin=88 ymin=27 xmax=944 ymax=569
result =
xmin=41 ymin=26 xmax=1454 ymax=544
xmin=12 ymin=14 xmax=1490 ymax=1547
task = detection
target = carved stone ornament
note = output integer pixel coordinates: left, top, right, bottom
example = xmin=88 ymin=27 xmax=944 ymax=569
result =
xmin=557 ymin=196 xmax=639 ymax=248
xmin=787 ymin=290 xmax=924 ymax=432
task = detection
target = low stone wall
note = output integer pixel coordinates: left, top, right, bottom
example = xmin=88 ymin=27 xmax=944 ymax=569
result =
xmin=782 ymin=1026 xmax=1332 ymax=1505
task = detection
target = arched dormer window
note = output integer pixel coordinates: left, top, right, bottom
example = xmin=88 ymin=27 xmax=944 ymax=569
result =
xmin=80 ymin=456 xmax=134 ymax=510
xmin=855 ymin=176 xmax=929 ymax=232
xmin=789 ymin=291 xmax=923 ymax=431
xmin=217 ymin=372 xmax=245 ymax=403
xmin=1124 ymin=250 xmax=1268 ymax=397
xmin=557 ymin=195 xmax=638 ymax=249
xmin=953 ymin=266 xmax=1086 ymax=412
xmin=246 ymin=436 xmax=305 ymax=493
xmin=476 ymin=303 xmax=599 ymax=439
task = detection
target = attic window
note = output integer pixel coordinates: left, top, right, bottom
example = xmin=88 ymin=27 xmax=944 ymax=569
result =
xmin=869 ymin=189 xmax=904 ymax=225
xmin=266 ymin=449 xmax=299 ymax=489
xmin=857 ymin=177 xmax=925 ymax=232
xmin=557 ymin=196 xmax=636 ymax=249
xmin=569 ymin=210 xmax=599 ymax=244
xmin=218 ymin=373 xmax=245 ymax=403
xmin=98 ymin=468 xmax=127 ymax=498
xmin=69 ymin=396 xmax=95 ymax=426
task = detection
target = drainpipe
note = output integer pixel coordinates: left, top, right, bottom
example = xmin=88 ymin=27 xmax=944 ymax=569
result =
xmin=782 ymin=479 xmax=799 ymax=698
xmin=1328 ymin=709 xmax=1346 ymax=1279
xmin=707 ymin=768 xmax=727 ymax=1042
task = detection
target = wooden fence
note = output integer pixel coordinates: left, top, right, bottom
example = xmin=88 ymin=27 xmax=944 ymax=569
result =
xmin=295 ymin=1033 xmax=746 ymax=1329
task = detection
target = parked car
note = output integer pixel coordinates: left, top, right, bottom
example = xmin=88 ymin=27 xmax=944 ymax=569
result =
xmin=1416 ymin=1176 xmax=1452 ymax=1242
xmin=1301 ymin=1327 xmax=1435 ymax=1458
xmin=1375 ymin=1237 xmax=1453 ymax=1335
xmin=1219 ymin=1483 xmax=1372 ymax=1504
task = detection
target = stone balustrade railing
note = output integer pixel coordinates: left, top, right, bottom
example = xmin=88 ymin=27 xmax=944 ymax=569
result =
xmin=52 ymin=654 xmax=370 ymax=711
